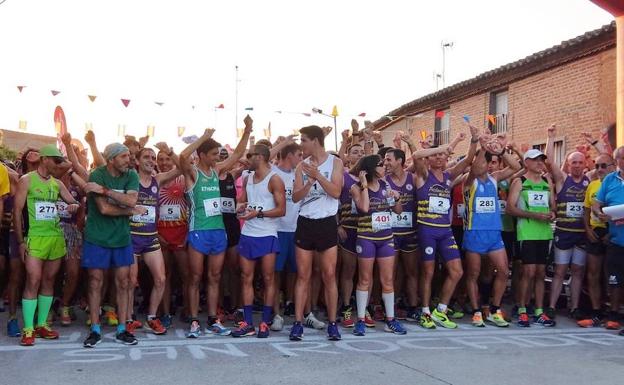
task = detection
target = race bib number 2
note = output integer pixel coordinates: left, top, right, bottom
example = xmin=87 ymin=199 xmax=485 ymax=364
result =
xmin=428 ymin=197 xmax=450 ymax=215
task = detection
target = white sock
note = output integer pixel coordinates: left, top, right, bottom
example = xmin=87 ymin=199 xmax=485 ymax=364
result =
xmin=422 ymin=307 xmax=431 ymax=315
xmin=147 ymin=315 xmax=156 ymax=321
xmin=437 ymin=303 xmax=448 ymax=313
xmin=356 ymin=290 xmax=369 ymax=320
xmin=382 ymin=292 xmax=395 ymax=320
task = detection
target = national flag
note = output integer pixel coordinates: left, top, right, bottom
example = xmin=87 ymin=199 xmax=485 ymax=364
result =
xmin=147 ymin=125 xmax=155 ymax=137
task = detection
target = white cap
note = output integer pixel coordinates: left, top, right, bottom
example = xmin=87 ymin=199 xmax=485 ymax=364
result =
xmin=523 ymin=149 xmax=547 ymax=161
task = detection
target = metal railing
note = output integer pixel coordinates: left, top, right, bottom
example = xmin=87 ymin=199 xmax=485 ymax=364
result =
xmin=492 ymin=113 xmax=508 ymax=134
xmin=434 ymin=128 xmax=450 ymax=145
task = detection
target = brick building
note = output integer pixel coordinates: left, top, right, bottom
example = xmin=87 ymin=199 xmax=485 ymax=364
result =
xmin=373 ymin=22 xmax=617 ymax=166
xmin=0 ymin=129 xmax=56 ymax=153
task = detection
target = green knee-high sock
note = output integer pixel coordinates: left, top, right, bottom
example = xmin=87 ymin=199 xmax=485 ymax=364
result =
xmin=22 ymin=298 xmax=37 ymax=330
xmin=36 ymin=295 xmax=53 ymax=327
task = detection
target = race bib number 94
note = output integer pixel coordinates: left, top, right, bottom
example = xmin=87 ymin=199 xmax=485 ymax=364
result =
xmin=371 ymin=212 xmax=392 ymax=231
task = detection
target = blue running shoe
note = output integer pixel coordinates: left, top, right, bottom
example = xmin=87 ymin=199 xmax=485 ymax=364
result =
xmin=327 ymin=322 xmax=341 ymax=341
xmin=231 ymin=322 xmax=256 ymax=337
xmin=207 ymin=320 xmax=232 ymax=336
xmin=532 ymin=313 xmax=556 ymax=327
xmin=186 ymin=320 xmax=201 ymax=338
xmin=159 ymin=314 xmax=173 ymax=329
xmin=353 ymin=320 xmax=366 ymax=336
xmin=257 ymin=322 xmax=270 ymax=338
xmin=289 ymin=321 xmax=304 ymax=341
xmin=7 ymin=318 xmax=21 ymax=337
xmin=384 ymin=319 xmax=407 ymax=335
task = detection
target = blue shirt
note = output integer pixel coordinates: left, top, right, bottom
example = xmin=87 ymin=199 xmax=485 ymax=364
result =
xmin=596 ymin=171 xmax=624 ymax=246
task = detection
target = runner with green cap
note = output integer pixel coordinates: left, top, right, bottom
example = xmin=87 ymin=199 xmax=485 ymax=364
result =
xmin=13 ymin=144 xmax=81 ymax=346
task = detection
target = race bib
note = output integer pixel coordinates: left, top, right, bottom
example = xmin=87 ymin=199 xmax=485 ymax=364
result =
xmin=456 ymin=203 xmax=466 ymax=218
xmin=56 ymin=201 xmax=72 ymax=219
xmin=160 ymin=204 xmax=181 ymax=221
xmin=428 ymin=197 xmax=450 ymax=214
xmin=391 ymin=212 xmax=413 ymax=228
xmin=220 ymin=197 xmax=236 ymax=214
xmin=285 ymin=187 xmax=293 ymax=202
xmin=566 ymin=202 xmax=584 ymax=218
xmin=499 ymin=200 xmax=507 ymax=212
xmin=247 ymin=202 xmax=265 ymax=217
xmin=132 ymin=206 xmax=156 ymax=223
xmin=350 ymin=199 xmax=358 ymax=215
xmin=371 ymin=212 xmax=392 ymax=231
xmin=475 ymin=197 xmax=496 ymax=213
xmin=35 ymin=202 xmax=57 ymax=221
xmin=527 ymin=191 xmax=549 ymax=208
xmin=203 ymin=198 xmax=221 ymax=217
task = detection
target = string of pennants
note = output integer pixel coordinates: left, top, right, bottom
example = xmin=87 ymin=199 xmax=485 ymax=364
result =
xmin=383 ymin=110 xmax=499 ymax=126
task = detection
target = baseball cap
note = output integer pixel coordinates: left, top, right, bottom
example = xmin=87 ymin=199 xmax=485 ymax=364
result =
xmin=39 ymin=144 xmax=63 ymax=158
xmin=523 ymin=149 xmax=547 ymax=161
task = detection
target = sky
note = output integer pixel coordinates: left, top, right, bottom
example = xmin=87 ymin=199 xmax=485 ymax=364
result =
xmin=0 ymin=0 xmax=615 ymax=152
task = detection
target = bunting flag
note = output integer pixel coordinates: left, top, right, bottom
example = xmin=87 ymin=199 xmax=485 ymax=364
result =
xmin=51 ymin=90 xmax=61 ymax=96
xmin=117 ymin=124 xmax=126 ymax=137
xmin=147 ymin=125 xmax=155 ymax=137
xmin=85 ymin=123 xmax=93 ymax=132
xmin=264 ymin=122 xmax=271 ymax=138
xmin=17 ymin=86 xmax=25 ymax=93
xmin=18 ymin=120 xmax=27 ymax=130
xmin=358 ymin=112 xmax=366 ymax=117
xmin=435 ymin=110 xmax=445 ymax=118
xmin=462 ymin=115 xmax=470 ymax=123
xmin=236 ymin=128 xmax=244 ymax=138
xmin=177 ymin=126 xmax=185 ymax=137
xmin=216 ymin=103 xmax=224 ymax=109
xmin=121 ymin=99 xmax=131 ymax=107
xmin=420 ymin=130 xmax=428 ymax=141
xmin=182 ymin=135 xmax=198 ymax=144
xmin=88 ymin=95 xmax=97 ymax=102
xmin=302 ymin=112 xmax=311 ymax=117
xmin=244 ymin=107 xmax=253 ymax=111
xmin=331 ymin=105 xmax=339 ymax=117
xmin=155 ymin=102 xmax=164 ymax=106
xmin=486 ymin=114 xmax=496 ymax=125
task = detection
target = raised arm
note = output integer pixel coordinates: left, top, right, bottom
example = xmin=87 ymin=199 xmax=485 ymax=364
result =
xmin=216 ymin=115 xmax=253 ymax=174
xmin=545 ymin=124 xmax=565 ymax=190
xmin=84 ymin=130 xmax=106 ymax=168
xmin=179 ymin=128 xmax=215 ymax=182
xmin=447 ymin=126 xmax=479 ymax=180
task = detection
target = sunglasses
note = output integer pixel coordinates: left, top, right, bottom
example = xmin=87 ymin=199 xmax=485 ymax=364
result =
xmin=595 ymin=163 xmax=613 ymax=169
xmin=50 ymin=157 xmax=64 ymax=165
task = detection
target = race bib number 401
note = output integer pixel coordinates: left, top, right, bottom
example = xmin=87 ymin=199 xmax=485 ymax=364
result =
xmin=372 ymin=212 xmax=392 ymax=231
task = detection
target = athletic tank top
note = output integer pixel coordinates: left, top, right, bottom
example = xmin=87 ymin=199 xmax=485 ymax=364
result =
xmin=131 ymin=177 xmax=159 ymax=236
xmin=158 ymin=175 xmax=188 ymax=229
xmin=416 ymin=171 xmax=452 ymax=227
xmin=356 ymin=179 xmax=394 ymax=240
xmin=339 ymin=172 xmax=359 ymax=230
xmin=219 ymin=173 xmax=238 ymax=222
xmin=272 ymin=165 xmax=300 ymax=233
xmin=241 ymin=170 xmax=278 ymax=238
xmin=386 ymin=172 xmax=416 ymax=234
xmin=516 ymin=176 xmax=553 ymax=241
xmin=187 ymin=167 xmax=225 ymax=231
xmin=299 ymin=154 xmax=339 ymax=219
xmin=498 ymin=179 xmax=515 ymax=232
xmin=555 ymin=175 xmax=589 ymax=233
xmin=57 ymin=185 xmax=80 ymax=224
xmin=25 ymin=171 xmax=62 ymax=237
xmin=463 ymin=175 xmax=502 ymax=231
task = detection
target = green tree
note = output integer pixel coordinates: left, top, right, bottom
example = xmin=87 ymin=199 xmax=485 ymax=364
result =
xmin=0 ymin=144 xmax=17 ymax=161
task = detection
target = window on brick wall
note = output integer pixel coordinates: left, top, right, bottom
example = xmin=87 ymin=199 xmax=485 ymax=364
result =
xmin=532 ymin=140 xmax=564 ymax=167
xmin=434 ymin=108 xmax=450 ymax=145
xmin=489 ymin=90 xmax=508 ymax=134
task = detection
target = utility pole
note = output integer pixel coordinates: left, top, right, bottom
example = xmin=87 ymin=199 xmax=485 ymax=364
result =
xmin=441 ymin=41 xmax=453 ymax=88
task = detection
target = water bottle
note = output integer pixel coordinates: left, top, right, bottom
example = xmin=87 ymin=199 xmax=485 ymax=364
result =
xmin=386 ymin=184 xmax=395 ymax=206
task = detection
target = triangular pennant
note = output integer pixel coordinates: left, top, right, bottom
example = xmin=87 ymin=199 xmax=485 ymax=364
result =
xmin=88 ymin=95 xmax=97 ymax=102
xmin=216 ymin=103 xmax=224 ymax=109
xmin=121 ymin=99 xmax=131 ymax=108
xmin=331 ymin=105 xmax=339 ymax=117
xmin=182 ymin=135 xmax=199 ymax=144
xmin=177 ymin=126 xmax=185 ymax=137
xmin=51 ymin=90 xmax=60 ymax=96
xmin=302 ymin=112 xmax=311 ymax=117
xmin=358 ymin=112 xmax=366 ymax=117
xmin=117 ymin=124 xmax=126 ymax=137
xmin=17 ymin=86 xmax=25 ymax=93
xmin=154 ymin=102 xmax=164 ymax=106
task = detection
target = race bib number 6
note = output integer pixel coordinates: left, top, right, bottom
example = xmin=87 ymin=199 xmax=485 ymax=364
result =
xmin=203 ymin=198 xmax=221 ymax=217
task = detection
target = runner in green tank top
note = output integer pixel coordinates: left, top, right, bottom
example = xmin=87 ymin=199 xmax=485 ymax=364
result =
xmin=179 ymin=115 xmax=253 ymax=338
xmin=506 ymin=148 xmax=556 ymax=328
xmin=13 ymin=145 xmax=80 ymax=346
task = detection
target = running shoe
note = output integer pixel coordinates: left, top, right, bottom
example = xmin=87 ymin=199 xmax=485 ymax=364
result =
xmin=532 ymin=313 xmax=556 ymax=327
xmin=341 ymin=306 xmax=354 ymax=328
xmin=7 ymin=318 xmax=21 ymax=337
xmin=289 ymin=321 xmax=304 ymax=341
xmin=159 ymin=314 xmax=173 ymax=329
xmin=186 ymin=319 xmax=201 ymax=338
xmin=327 ymin=322 xmax=341 ymax=341
xmin=232 ymin=310 xmax=244 ymax=326
xmin=231 ymin=321 xmax=256 ymax=337
xmin=20 ymin=329 xmax=35 ymax=346
xmin=486 ymin=310 xmax=509 ymax=327
xmin=419 ymin=313 xmax=436 ymax=329
xmin=270 ymin=314 xmax=284 ymax=331
xmin=61 ymin=306 xmax=72 ymax=326
xmin=116 ymin=330 xmax=138 ymax=345
xmin=446 ymin=305 xmax=464 ymax=319
xmin=83 ymin=331 xmax=101 ymax=348
xmin=364 ymin=310 xmax=376 ymax=327
xmin=35 ymin=324 xmax=59 ymax=339
xmin=406 ymin=308 xmax=421 ymax=322
xmin=284 ymin=302 xmax=295 ymax=317
xmin=577 ymin=316 xmax=601 ymax=328
xmin=304 ymin=312 xmax=325 ymax=330
xmin=257 ymin=322 xmax=270 ymax=338
xmin=545 ymin=307 xmax=556 ymax=320
xmin=353 ymin=320 xmax=366 ymax=336
xmin=207 ymin=320 xmax=232 ymax=336
xmin=471 ymin=312 xmax=485 ymax=327
xmin=104 ymin=309 xmax=119 ymax=327
xmin=126 ymin=319 xmax=142 ymax=333
xmin=568 ymin=308 xmax=583 ymax=320
xmin=384 ymin=319 xmax=407 ymax=335
xmin=373 ymin=305 xmax=385 ymax=321
xmin=431 ymin=308 xmax=458 ymax=329
xmin=605 ymin=320 xmax=621 ymax=330
xmin=146 ymin=318 xmax=167 ymax=335
xmin=517 ymin=312 xmax=530 ymax=327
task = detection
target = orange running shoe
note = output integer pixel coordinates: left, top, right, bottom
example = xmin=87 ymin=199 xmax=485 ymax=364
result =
xmin=20 ymin=329 xmax=35 ymax=346
xmin=35 ymin=324 xmax=59 ymax=339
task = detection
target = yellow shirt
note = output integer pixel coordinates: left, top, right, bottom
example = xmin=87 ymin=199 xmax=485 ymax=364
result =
xmin=584 ymin=179 xmax=605 ymax=229
xmin=0 ymin=164 xmax=9 ymax=197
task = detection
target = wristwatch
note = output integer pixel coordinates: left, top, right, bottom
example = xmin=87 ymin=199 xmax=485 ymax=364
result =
xmin=256 ymin=211 xmax=264 ymax=219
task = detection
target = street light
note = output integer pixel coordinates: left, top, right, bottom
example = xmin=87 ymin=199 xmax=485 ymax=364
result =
xmin=312 ymin=107 xmax=338 ymax=151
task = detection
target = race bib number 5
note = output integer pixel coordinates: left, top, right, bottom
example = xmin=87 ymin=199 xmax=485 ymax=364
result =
xmin=160 ymin=204 xmax=181 ymax=221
